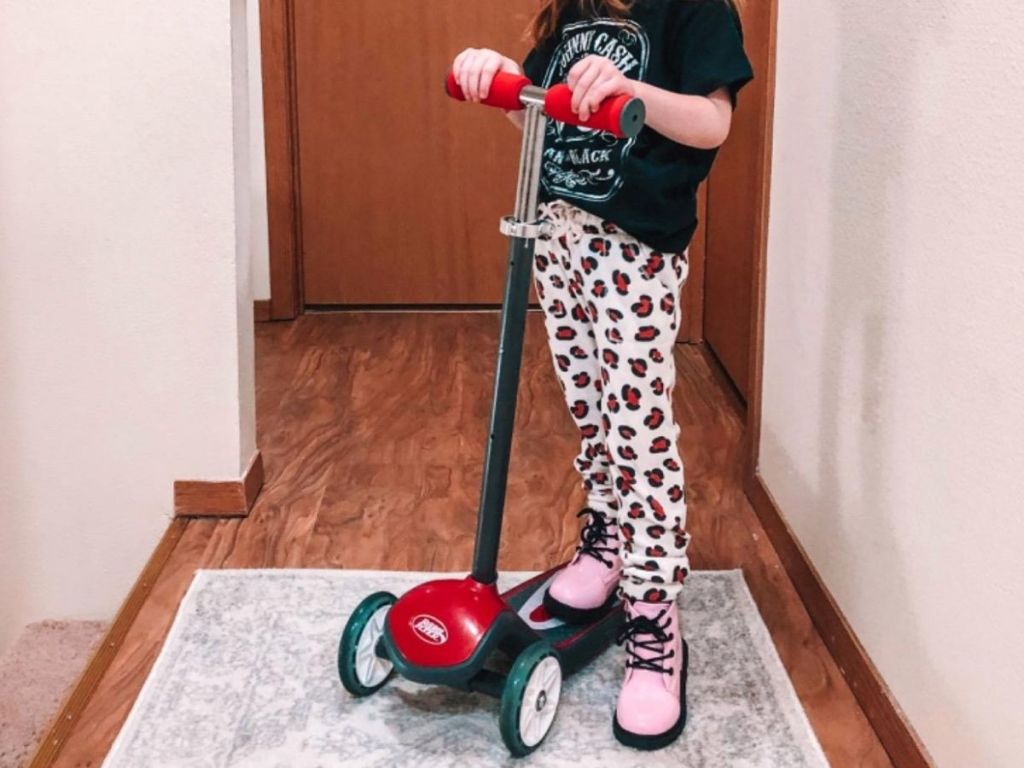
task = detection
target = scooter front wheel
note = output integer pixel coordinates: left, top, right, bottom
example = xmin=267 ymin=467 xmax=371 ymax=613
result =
xmin=338 ymin=592 xmax=397 ymax=696
xmin=499 ymin=641 xmax=563 ymax=757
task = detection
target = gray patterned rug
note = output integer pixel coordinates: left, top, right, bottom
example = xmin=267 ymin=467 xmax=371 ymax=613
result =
xmin=104 ymin=570 xmax=828 ymax=768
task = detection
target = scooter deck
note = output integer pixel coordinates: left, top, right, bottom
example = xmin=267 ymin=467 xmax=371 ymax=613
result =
xmin=502 ymin=566 xmax=625 ymax=676
xmin=378 ymin=564 xmax=624 ymax=690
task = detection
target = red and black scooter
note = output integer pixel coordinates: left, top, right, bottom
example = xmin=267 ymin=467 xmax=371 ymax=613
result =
xmin=338 ymin=70 xmax=646 ymax=757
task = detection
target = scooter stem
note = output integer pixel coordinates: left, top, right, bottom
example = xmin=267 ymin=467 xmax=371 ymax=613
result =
xmin=471 ymin=102 xmax=549 ymax=584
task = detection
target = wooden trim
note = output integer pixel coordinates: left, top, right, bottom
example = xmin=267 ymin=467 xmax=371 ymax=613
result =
xmin=742 ymin=0 xmax=780 ymax=476
xmin=745 ymin=475 xmax=934 ymax=767
xmin=254 ymin=299 xmax=272 ymax=323
xmin=243 ymin=451 xmax=266 ymax=509
xmin=28 ymin=518 xmax=190 ymax=768
xmin=173 ymin=451 xmax=264 ymax=518
xmin=174 ymin=479 xmax=247 ymax=517
xmin=260 ymin=0 xmax=302 ymax=320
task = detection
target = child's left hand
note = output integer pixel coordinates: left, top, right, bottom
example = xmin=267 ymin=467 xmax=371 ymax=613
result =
xmin=566 ymin=55 xmax=636 ymax=121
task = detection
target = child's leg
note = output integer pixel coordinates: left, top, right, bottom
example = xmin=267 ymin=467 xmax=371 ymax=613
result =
xmin=544 ymin=204 xmax=690 ymax=747
xmin=535 ymin=202 xmax=624 ymax=622
xmin=573 ymin=214 xmax=691 ymax=748
xmin=533 ymin=203 xmax=617 ymax=517
xmin=585 ymin=228 xmax=691 ymax=604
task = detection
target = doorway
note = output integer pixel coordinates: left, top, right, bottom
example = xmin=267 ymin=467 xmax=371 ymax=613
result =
xmin=260 ymin=0 xmax=774 ymax=396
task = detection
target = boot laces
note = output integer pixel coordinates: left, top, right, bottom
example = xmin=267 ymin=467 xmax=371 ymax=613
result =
xmin=617 ymin=607 xmax=676 ymax=674
xmin=576 ymin=508 xmax=617 ymax=568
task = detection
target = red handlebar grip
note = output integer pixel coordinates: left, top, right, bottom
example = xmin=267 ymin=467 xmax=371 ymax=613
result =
xmin=445 ymin=70 xmax=532 ymax=112
xmin=544 ymin=85 xmax=645 ymax=139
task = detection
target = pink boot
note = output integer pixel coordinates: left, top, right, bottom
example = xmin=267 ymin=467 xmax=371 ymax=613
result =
xmin=613 ymin=599 xmax=688 ymax=750
xmin=543 ymin=508 xmax=622 ymax=623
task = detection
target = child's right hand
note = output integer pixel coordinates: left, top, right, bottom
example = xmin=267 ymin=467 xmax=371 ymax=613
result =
xmin=451 ymin=49 xmax=523 ymax=103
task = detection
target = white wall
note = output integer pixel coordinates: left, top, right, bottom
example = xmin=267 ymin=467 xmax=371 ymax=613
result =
xmin=0 ymin=0 xmax=262 ymax=652
xmin=233 ymin=0 xmax=259 ymax=458
xmin=761 ymin=1 xmax=1024 ymax=766
xmin=247 ymin=0 xmax=272 ymax=302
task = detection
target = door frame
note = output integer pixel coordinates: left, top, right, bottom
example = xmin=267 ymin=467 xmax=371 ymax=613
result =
xmin=259 ymin=0 xmax=772 ymax=477
xmin=738 ymin=0 xmax=777 ymax=481
xmin=260 ymin=0 xmax=303 ymax=320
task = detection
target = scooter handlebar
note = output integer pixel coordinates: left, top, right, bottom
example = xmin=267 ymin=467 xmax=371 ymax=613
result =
xmin=445 ymin=70 xmax=532 ymax=112
xmin=445 ymin=70 xmax=646 ymax=139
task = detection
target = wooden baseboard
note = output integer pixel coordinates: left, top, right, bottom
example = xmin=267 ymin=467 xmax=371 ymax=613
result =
xmin=174 ymin=451 xmax=264 ymax=518
xmin=745 ymin=473 xmax=934 ymax=768
xmin=254 ymin=299 xmax=272 ymax=323
xmin=28 ymin=518 xmax=189 ymax=768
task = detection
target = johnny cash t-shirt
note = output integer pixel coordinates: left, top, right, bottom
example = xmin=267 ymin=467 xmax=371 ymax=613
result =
xmin=523 ymin=0 xmax=754 ymax=253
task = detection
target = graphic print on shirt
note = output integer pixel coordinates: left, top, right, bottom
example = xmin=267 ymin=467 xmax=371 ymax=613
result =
xmin=540 ymin=19 xmax=650 ymax=203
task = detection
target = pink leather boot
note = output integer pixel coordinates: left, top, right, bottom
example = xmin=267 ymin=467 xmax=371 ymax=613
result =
xmin=543 ymin=508 xmax=622 ymax=623
xmin=613 ymin=599 xmax=688 ymax=750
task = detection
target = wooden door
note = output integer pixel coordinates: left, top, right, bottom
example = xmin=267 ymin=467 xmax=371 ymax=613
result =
xmin=703 ymin=0 xmax=774 ymax=397
xmin=294 ymin=2 xmax=536 ymax=305
xmin=289 ymin=1 xmax=705 ymax=329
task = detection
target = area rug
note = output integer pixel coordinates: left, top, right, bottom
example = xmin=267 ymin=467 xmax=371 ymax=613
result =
xmin=103 ymin=570 xmax=827 ymax=768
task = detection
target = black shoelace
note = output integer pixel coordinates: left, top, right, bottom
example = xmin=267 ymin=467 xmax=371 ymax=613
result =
xmin=616 ymin=608 xmax=676 ymax=674
xmin=576 ymin=507 xmax=618 ymax=568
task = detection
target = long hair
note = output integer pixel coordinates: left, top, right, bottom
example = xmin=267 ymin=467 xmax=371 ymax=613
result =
xmin=528 ymin=0 xmax=742 ymax=45
xmin=529 ymin=1 xmax=634 ymax=44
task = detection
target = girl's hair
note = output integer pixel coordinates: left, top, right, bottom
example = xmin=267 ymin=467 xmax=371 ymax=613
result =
xmin=528 ymin=0 xmax=742 ymax=45
xmin=529 ymin=1 xmax=634 ymax=44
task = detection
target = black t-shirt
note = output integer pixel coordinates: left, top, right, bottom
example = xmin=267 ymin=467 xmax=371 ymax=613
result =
xmin=523 ymin=0 xmax=754 ymax=253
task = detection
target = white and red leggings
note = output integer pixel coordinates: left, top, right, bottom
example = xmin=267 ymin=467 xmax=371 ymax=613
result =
xmin=535 ymin=200 xmax=691 ymax=604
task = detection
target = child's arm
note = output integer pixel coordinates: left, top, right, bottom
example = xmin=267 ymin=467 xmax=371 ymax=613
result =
xmin=567 ymin=55 xmax=733 ymax=150
xmin=450 ymin=50 xmax=732 ymax=143
xmin=630 ymin=82 xmax=733 ymax=150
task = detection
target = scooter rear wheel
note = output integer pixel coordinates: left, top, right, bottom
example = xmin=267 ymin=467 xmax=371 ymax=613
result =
xmin=499 ymin=641 xmax=563 ymax=756
xmin=338 ymin=592 xmax=397 ymax=696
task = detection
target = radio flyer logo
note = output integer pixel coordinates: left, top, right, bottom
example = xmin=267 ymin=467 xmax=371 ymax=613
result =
xmin=411 ymin=615 xmax=449 ymax=645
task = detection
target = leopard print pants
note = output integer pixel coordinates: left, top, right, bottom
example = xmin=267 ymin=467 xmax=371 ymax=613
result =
xmin=535 ymin=200 xmax=691 ymax=603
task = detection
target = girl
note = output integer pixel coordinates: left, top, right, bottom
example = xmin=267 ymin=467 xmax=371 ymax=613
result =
xmin=452 ymin=0 xmax=752 ymax=751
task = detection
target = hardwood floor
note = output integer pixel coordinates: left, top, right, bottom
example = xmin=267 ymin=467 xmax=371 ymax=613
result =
xmin=51 ymin=312 xmax=893 ymax=767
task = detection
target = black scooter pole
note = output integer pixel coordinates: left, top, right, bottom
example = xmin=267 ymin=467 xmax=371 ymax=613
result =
xmin=471 ymin=99 xmax=549 ymax=585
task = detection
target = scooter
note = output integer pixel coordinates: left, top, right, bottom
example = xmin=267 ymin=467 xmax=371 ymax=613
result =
xmin=338 ymin=69 xmax=646 ymax=757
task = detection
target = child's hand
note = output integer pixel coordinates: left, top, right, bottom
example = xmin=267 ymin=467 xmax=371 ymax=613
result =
xmin=566 ymin=55 xmax=636 ymax=121
xmin=452 ymin=49 xmax=523 ymax=103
